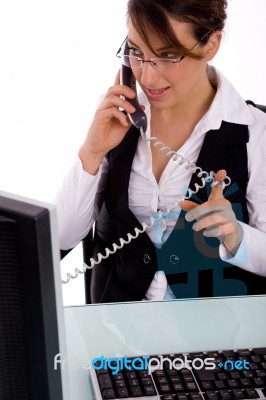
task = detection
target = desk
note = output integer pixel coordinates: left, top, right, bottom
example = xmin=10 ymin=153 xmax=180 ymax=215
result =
xmin=64 ymin=296 xmax=266 ymax=400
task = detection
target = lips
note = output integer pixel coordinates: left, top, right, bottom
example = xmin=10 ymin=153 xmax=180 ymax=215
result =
xmin=146 ymin=87 xmax=170 ymax=100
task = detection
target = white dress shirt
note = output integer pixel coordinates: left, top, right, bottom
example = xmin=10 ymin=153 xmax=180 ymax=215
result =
xmin=56 ymin=66 xmax=266 ymax=300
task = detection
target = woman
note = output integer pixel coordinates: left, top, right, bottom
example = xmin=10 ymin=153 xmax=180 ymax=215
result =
xmin=57 ymin=0 xmax=266 ymax=302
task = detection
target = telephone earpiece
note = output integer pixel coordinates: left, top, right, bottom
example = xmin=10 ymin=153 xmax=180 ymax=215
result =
xmin=120 ymin=41 xmax=147 ymax=132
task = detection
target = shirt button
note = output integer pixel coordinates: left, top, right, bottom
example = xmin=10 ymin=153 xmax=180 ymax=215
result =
xmin=143 ymin=254 xmax=150 ymax=263
xmin=170 ymin=255 xmax=179 ymax=264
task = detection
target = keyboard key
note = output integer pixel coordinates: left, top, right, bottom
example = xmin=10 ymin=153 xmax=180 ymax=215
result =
xmin=218 ymin=390 xmax=232 ymax=399
xmin=143 ymin=385 xmax=157 ymax=396
xmin=102 ymin=388 xmax=116 ymax=399
xmin=126 ymin=372 xmax=137 ymax=379
xmin=115 ymin=381 xmax=126 ymax=388
xmin=138 ymin=370 xmax=150 ymax=378
xmin=130 ymin=386 xmax=143 ymax=397
xmin=232 ymin=389 xmax=245 ymax=399
xmin=250 ymin=356 xmax=261 ymax=363
xmin=184 ymin=375 xmax=195 ymax=383
xmin=173 ymin=383 xmax=185 ymax=392
xmin=128 ymin=378 xmax=139 ymax=387
xmin=117 ymin=387 xmax=129 ymax=398
xmin=221 ymin=351 xmax=236 ymax=358
xmin=249 ymin=363 xmax=260 ymax=371
xmin=237 ymin=350 xmax=252 ymax=357
xmin=114 ymin=373 xmax=124 ymax=381
xmin=252 ymin=348 xmax=266 ymax=355
xmin=157 ymin=377 xmax=169 ymax=385
xmin=176 ymin=393 xmax=189 ymax=400
xmin=170 ymin=376 xmax=182 ymax=384
xmin=154 ymin=370 xmax=166 ymax=377
xmin=158 ymin=384 xmax=172 ymax=394
xmin=217 ymin=373 xmax=228 ymax=380
xmin=161 ymin=395 xmax=175 ymax=400
xmin=188 ymin=352 xmax=205 ymax=359
xmin=141 ymin=377 xmax=153 ymax=386
xmin=227 ymin=380 xmax=239 ymax=389
xmin=96 ymin=367 xmax=109 ymax=376
xmin=244 ymin=388 xmax=259 ymax=399
xmin=202 ymin=382 xmax=213 ymax=390
xmin=194 ymin=370 xmax=216 ymax=381
xmin=230 ymin=372 xmax=241 ymax=379
xmin=186 ymin=382 xmax=198 ymax=392
xmin=206 ymin=352 xmax=220 ymax=358
xmin=99 ymin=374 xmax=113 ymax=390
xmin=167 ymin=370 xmax=179 ymax=376
xmin=214 ymin=380 xmax=226 ymax=390
xmin=190 ymin=393 xmax=202 ymax=400
xmin=181 ymin=368 xmax=192 ymax=375
xmin=243 ymin=371 xmax=254 ymax=378
xmin=256 ymin=369 xmax=266 ymax=378
xmin=253 ymin=377 xmax=265 ymax=387
xmin=240 ymin=378 xmax=252 ymax=387
xmin=204 ymin=390 xmax=219 ymax=400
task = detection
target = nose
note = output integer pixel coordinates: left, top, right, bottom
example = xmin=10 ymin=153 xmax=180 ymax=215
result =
xmin=140 ymin=62 xmax=160 ymax=87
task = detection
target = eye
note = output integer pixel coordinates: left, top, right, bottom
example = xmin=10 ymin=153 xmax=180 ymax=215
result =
xmin=161 ymin=51 xmax=182 ymax=60
xmin=160 ymin=51 xmax=178 ymax=59
xmin=128 ymin=47 xmax=143 ymax=57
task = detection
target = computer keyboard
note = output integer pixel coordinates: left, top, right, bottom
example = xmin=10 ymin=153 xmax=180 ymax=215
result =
xmin=90 ymin=347 xmax=266 ymax=400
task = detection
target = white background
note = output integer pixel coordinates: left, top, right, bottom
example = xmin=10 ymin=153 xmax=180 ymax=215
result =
xmin=0 ymin=0 xmax=266 ymax=305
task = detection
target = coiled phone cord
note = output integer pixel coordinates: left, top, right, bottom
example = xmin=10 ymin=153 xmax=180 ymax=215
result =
xmin=61 ymin=130 xmax=231 ymax=284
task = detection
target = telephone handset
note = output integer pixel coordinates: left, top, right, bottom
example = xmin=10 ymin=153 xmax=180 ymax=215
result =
xmin=120 ymin=41 xmax=148 ymax=133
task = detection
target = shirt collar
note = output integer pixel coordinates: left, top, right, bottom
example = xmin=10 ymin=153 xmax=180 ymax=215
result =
xmin=205 ymin=65 xmax=256 ymax=130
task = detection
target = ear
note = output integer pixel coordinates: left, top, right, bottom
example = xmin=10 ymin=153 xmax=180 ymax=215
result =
xmin=203 ymin=31 xmax=222 ymax=61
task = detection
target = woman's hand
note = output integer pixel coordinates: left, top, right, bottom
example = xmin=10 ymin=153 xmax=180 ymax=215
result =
xmin=78 ymin=71 xmax=137 ymax=174
xmin=180 ymin=170 xmax=243 ymax=256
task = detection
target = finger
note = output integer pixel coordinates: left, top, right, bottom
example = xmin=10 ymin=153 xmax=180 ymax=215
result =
xmin=96 ymin=106 xmax=130 ymax=128
xmin=106 ymin=84 xmax=135 ymax=99
xmin=203 ymin=222 xmax=235 ymax=239
xmin=99 ymin=95 xmax=136 ymax=114
xmin=180 ymin=200 xmax=199 ymax=211
xmin=215 ymin=169 xmax=226 ymax=182
xmin=209 ymin=169 xmax=226 ymax=200
xmin=193 ymin=213 xmax=230 ymax=232
xmin=114 ymin=69 xmax=120 ymax=85
xmin=184 ymin=201 xmax=230 ymax=222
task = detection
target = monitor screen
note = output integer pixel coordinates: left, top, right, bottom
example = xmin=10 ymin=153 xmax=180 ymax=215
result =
xmin=0 ymin=191 xmax=69 ymax=400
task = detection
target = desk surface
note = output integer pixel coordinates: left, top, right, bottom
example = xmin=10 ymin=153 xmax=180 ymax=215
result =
xmin=63 ymin=296 xmax=266 ymax=400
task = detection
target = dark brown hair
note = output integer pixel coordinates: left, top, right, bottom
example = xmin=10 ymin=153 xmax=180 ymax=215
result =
xmin=127 ymin=0 xmax=227 ymax=59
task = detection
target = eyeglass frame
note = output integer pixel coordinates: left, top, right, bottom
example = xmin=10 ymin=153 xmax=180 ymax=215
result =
xmin=116 ymin=31 xmax=211 ymax=69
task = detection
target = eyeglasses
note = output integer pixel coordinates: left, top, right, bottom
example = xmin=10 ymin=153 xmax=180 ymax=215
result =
xmin=116 ymin=32 xmax=210 ymax=72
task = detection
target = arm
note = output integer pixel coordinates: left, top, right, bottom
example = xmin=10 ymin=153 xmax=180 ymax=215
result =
xmin=55 ymin=156 xmax=109 ymax=250
xmin=55 ymin=71 xmax=137 ymax=250
xmin=180 ymin=117 xmax=266 ymax=277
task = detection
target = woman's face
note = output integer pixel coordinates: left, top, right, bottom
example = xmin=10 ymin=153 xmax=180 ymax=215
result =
xmin=127 ymin=18 xmax=211 ymax=112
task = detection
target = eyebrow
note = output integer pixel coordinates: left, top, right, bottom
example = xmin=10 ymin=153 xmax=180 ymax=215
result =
xmin=127 ymin=38 xmax=175 ymax=52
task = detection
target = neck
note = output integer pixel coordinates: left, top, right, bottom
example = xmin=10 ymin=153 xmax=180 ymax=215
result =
xmin=151 ymin=73 xmax=216 ymax=129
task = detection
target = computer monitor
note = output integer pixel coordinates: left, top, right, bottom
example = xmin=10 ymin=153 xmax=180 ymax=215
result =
xmin=0 ymin=191 xmax=69 ymax=400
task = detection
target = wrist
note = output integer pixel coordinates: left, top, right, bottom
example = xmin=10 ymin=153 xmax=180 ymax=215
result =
xmin=223 ymin=224 xmax=243 ymax=256
xmin=78 ymin=147 xmax=105 ymax=175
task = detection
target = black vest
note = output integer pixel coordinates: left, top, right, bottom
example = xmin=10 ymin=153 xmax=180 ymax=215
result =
xmin=90 ymin=121 xmax=266 ymax=303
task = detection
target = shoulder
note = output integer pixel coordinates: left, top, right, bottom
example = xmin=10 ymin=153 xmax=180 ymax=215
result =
xmin=247 ymin=102 xmax=266 ymax=138
xmin=245 ymin=102 xmax=266 ymax=164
